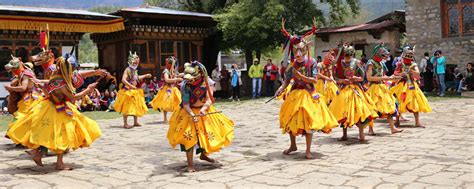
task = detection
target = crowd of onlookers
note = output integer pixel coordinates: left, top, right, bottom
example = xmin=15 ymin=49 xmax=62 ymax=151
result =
xmin=416 ymin=50 xmax=473 ymax=96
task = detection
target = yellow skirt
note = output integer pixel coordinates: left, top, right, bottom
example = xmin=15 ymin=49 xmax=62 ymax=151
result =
xmin=114 ymin=88 xmax=148 ymax=117
xmin=390 ymin=81 xmax=432 ymax=113
xmin=279 ymin=89 xmax=338 ymax=135
xmin=314 ymin=79 xmax=339 ymax=104
xmin=150 ymin=85 xmax=181 ymax=112
xmin=6 ymin=100 xmax=101 ymax=154
xmin=14 ymin=92 xmax=43 ymax=120
xmin=168 ymin=106 xmax=234 ymax=155
xmin=367 ymin=83 xmax=397 ymax=117
xmin=329 ymin=84 xmax=378 ymax=128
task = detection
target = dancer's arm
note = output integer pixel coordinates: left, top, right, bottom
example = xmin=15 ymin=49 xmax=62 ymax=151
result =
xmin=164 ymin=72 xmax=183 ymax=84
xmin=138 ymin=73 xmax=152 ymax=81
xmin=5 ymin=78 xmax=29 ymax=92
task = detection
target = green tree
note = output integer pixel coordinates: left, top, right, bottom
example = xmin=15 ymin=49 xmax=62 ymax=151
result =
xmin=214 ymin=0 xmax=360 ymax=67
xmin=78 ymin=33 xmax=98 ymax=63
xmin=143 ymin=0 xmax=182 ymax=9
xmin=89 ymin=6 xmax=123 ymax=14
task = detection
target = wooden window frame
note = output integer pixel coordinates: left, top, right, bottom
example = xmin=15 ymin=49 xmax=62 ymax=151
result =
xmin=442 ymin=0 xmax=474 ymax=38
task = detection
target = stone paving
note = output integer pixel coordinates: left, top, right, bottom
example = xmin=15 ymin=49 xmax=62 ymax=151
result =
xmin=0 ymin=98 xmax=473 ymax=189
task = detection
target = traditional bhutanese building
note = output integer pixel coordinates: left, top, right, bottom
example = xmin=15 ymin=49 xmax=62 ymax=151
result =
xmin=91 ymin=6 xmax=217 ymax=78
xmin=0 ymin=5 xmax=124 ymax=81
xmin=405 ymin=0 xmax=473 ymax=69
xmin=313 ymin=10 xmax=405 ymax=60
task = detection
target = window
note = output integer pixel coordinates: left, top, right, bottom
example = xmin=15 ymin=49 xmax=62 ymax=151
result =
xmin=442 ymin=0 xmax=474 ymax=37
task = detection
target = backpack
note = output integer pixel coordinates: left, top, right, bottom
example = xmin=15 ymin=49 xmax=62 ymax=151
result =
xmin=425 ymin=58 xmax=433 ymax=72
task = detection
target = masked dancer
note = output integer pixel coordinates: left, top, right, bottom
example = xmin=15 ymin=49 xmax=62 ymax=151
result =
xmin=167 ymin=61 xmax=234 ymax=172
xmin=151 ymin=56 xmax=183 ymax=123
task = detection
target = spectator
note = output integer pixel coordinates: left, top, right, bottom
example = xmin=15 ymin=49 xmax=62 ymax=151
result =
xmin=453 ymin=67 xmax=463 ymax=93
xmin=248 ymin=58 xmax=263 ymax=98
xmin=107 ymin=90 xmax=117 ymax=112
xmin=230 ymin=64 xmax=242 ymax=101
xmin=431 ymin=50 xmax=446 ymax=96
xmin=317 ymin=56 xmax=322 ymax=63
xmin=385 ymin=51 xmax=394 ymax=76
xmin=99 ymin=91 xmax=110 ymax=110
xmin=263 ymin=59 xmax=278 ymax=96
xmin=211 ymin=65 xmax=222 ymax=98
xmin=445 ymin=67 xmax=455 ymax=91
xmin=220 ymin=66 xmax=230 ymax=98
xmin=461 ymin=63 xmax=474 ymax=91
xmin=142 ymin=80 xmax=153 ymax=106
xmin=420 ymin=52 xmax=434 ymax=92
xmin=150 ymin=77 xmax=159 ymax=95
xmin=80 ymin=90 xmax=94 ymax=111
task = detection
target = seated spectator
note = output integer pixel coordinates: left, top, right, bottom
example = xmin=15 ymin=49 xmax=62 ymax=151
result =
xmin=107 ymin=89 xmax=117 ymax=112
xmin=445 ymin=67 xmax=456 ymax=91
xmin=99 ymin=91 xmax=110 ymax=111
xmin=80 ymin=91 xmax=94 ymax=111
xmin=461 ymin=63 xmax=474 ymax=91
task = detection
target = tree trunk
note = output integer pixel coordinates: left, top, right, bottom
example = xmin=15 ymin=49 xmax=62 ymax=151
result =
xmin=244 ymin=49 xmax=253 ymax=69
xmin=256 ymin=49 xmax=261 ymax=64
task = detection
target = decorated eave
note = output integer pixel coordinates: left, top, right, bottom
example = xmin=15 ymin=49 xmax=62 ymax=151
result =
xmin=0 ymin=5 xmax=124 ymax=33
xmin=92 ymin=6 xmax=215 ymax=43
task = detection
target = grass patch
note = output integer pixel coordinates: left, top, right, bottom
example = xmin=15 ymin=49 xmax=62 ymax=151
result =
xmin=0 ymin=115 xmax=13 ymax=132
xmin=425 ymin=91 xmax=468 ymax=102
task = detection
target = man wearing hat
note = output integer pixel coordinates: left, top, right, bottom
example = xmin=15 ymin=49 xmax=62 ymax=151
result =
xmin=248 ymin=58 xmax=263 ymax=98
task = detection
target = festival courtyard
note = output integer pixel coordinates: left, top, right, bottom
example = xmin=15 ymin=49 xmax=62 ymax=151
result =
xmin=0 ymin=97 xmax=473 ymax=189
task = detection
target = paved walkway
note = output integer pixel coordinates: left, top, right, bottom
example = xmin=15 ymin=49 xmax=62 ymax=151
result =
xmin=1 ymin=98 xmax=473 ymax=189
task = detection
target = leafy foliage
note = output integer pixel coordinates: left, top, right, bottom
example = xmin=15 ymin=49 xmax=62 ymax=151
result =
xmin=78 ymin=33 xmax=98 ymax=63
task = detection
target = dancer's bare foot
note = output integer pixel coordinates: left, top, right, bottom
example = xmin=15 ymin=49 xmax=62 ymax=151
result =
xmin=32 ymin=154 xmax=43 ymax=167
xmin=163 ymin=119 xmax=168 ymax=124
xmin=133 ymin=123 xmax=142 ymax=127
xmin=124 ymin=124 xmax=133 ymax=129
xmin=186 ymin=167 xmax=197 ymax=172
xmin=391 ymin=129 xmax=404 ymax=134
xmin=55 ymin=163 xmax=73 ymax=170
xmin=199 ymin=154 xmax=215 ymax=163
xmin=415 ymin=125 xmax=426 ymax=128
xmin=305 ymin=151 xmax=314 ymax=159
xmin=282 ymin=146 xmax=297 ymax=155
xmin=338 ymin=136 xmax=348 ymax=141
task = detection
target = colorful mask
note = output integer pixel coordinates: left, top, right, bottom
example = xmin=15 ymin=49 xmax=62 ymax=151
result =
xmin=31 ymin=48 xmax=54 ymax=66
xmin=128 ymin=51 xmax=140 ymax=69
xmin=401 ymin=44 xmax=415 ymax=65
xmin=343 ymin=44 xmax=355 ymax=57
xmin=5 ymin=55 xmax=22 ymax=71
xmin=323 ymin=49 xmax=335 ymax=65
xmin=183 ymin=61 xmax=205 ymax=85
xmin=371 ymin=43 xmax=390 ymax=63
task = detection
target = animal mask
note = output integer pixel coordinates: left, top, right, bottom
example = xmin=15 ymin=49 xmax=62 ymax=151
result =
xmin=31 ymin=48 xmax=54 ymax=66
xmin=5 ymin=55 xmax=22 ymax=71
xmin=128 ymin=51 xmax=140 ymax=69
xmin=402 ymin=44 xmax=415 ymax=65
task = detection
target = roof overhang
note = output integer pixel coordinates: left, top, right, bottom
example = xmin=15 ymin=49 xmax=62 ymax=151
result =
xmin=0 ymin=5 xmax=124 ymax=33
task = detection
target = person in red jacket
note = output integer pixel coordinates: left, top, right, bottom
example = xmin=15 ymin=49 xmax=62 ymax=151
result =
xmin=264 ymin=59 xmax=278 ymax=96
